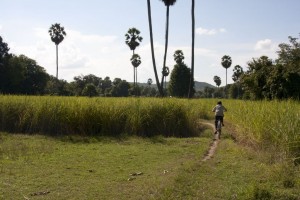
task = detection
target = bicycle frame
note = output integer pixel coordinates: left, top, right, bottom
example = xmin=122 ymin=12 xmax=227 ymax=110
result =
xmin=215 ymin=119 xmax=222 ymax=140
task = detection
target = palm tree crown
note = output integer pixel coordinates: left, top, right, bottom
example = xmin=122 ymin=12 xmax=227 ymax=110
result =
xmin=160 ymin=0 xmax=177 ymax=6
xmin=130 ymin=54 xmax=141 ymax=68
xmin=221 ymin=55 xmax=232 ymax=69
xmin=125 ymin=28 xmax=143 ymax=52
xmin=174 ymin=50 xmax=184 ymax=64
xmin=49 ymin=23 xmax=66 ymax=45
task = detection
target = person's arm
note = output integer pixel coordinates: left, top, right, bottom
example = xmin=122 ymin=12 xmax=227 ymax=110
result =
xmin=223 ymin=106 xmax=227 ymax=112
xmin=212 ymin=106 xmax=216 ymax=112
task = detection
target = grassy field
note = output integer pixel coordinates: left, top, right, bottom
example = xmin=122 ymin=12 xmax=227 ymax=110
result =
xmin=1 ymin=129 xmax=299 ymax=199
xmin=0 ymin=133 xmax=211 ymax=199
xmin=0 ymin=96 xmax=300 ymax=199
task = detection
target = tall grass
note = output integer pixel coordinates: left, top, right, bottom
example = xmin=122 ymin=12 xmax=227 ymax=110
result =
xmin=223 ymin=99 xmax=300 ymax=161
xmin=0 ymin=96 xmax=210 ymax=138
xmin=1 ymin=95 xmax=299 ymax=160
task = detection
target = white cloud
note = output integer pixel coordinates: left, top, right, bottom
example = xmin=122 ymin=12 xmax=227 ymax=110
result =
xmin=196 ymin=27 xmax=217 ymax=35
xmin=219 ymin=28 xmax=227 ymax=33
xmin=9 ymin=28 xmax=127 ymax=81
xmin=196 ymin=27 xmax=227 ymax=36
xmin=254 ymin=39 xmax=273 ymax=51
xmin=0 ymin=25 xmax=2 ymax=31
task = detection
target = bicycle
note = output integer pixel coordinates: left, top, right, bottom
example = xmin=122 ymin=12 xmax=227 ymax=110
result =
xmin=214 ymin=119 xmax=222 ymax=140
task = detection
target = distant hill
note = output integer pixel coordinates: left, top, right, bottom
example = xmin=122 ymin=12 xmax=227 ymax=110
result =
xmin=194 ymin=81 xmax=215 ymax=91
xmin=136 ymin=81 xmax=215 ymax=91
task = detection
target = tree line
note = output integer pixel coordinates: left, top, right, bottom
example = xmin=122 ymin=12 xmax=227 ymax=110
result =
xmin=0 ymin=34 xmax=194 ymax=97
xmin=212 ymin=34 xmax=300 ymax=100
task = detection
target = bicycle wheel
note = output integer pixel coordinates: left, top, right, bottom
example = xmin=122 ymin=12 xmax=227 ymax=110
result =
xmin=217 ymin=120 xmax=222 ymax=139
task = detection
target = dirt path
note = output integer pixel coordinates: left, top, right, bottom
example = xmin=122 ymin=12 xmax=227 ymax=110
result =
xmin=200 ymin=121 xmax=219 ymax=162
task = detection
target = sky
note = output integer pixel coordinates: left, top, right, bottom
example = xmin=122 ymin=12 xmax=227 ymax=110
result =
xmin=0 ymin=0 xmax=300 ymax=86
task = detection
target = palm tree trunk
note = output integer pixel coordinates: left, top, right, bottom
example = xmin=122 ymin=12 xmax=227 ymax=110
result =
xmin=188 ymin=0 xmax=195 ymax=98
xmin=161 ymin=5 xmax=170 ymax=95
xmin=135 ymin=67 xmax=138 ymax=96
xmin=56 ymin=44 xmax=58 ymax=79
xmin=226 ymin=68 xmax=228 ymax=86
xmin=147 ymin=0 xmax=163 ymax=96
xmin=225 ymin=68 xmax=228 ymax=98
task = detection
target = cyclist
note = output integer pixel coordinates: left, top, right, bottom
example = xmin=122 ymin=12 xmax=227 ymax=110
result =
xmin=212 ymin=101 xmax=227 ymax=133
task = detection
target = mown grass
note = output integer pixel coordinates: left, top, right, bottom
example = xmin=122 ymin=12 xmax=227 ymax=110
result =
xmin=159 ymin=136 xmax=300 ymax=199
xmin=1 ymin=128 xmax=299 ymax=199
xmin=0 ymin=132 xmax=211 ymax=199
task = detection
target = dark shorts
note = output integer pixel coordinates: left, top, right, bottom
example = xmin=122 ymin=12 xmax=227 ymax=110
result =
xmin=215 ymin=116 xmax=224 ymax=129
xmin=215 ymin=116 xmax=224 ymax=121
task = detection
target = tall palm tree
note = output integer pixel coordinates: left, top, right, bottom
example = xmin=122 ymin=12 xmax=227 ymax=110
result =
xmin=160 ymin=0 xmax=177 ymax=95
xmin=162 ymin=66 xmax=169 ymax=90
xmin=125 ymin=28 xmax=143 ymax=90
xmin=221 ymin=55 xmax=232 ymax=98
xmin=131 ymin=54 xmax=142 ymax=89
xmin=188 ymin=0 xmax=195 ymax=98
xmin=49 ymin=23 xmax=66 ymax=79
xmin=147 ymin=0 xmax=163 ymax=96
xmin=213 ymin=75 xmax=221 ymax=88
xmin=232 ymin=65 xmax=244 ymax=98
xmin=221 ymin=55 xmax=232 ymax=87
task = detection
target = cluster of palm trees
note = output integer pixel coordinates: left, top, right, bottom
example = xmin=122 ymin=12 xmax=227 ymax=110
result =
xmin=125 ymin=28 xmax=143 ymax=95
xmin=215 ymin=55 xmax=245 ymax=98
xmin=147 ymin=0 xmax=195 ymax=97
xmin=49 ymin=0 xmax=196 ymax=98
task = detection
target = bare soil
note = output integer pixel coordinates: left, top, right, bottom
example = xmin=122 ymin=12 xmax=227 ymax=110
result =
xmin=200 ymin=121 xmax=220 ymax=162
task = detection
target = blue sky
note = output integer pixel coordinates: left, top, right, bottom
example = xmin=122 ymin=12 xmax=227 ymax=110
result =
xmin=0 ymin=0 xmax=299 ymax=86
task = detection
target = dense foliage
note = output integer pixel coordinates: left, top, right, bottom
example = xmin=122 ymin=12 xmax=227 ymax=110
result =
xmin=240 ymin=35 xmax=300 ymax=100
xmin=168 ymin=50 xmax=194 ymax=97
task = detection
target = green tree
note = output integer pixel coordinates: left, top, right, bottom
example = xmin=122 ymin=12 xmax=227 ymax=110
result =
xmin=147 ymin=0 xmax=163 ymax=96
xmin=111 ymin=78 xmax=130 ymax=97
xmin=0 ymin=36 xmax=11 ymax=92
xmin=276 ymin=34 xmax=300 ymax=73
xmin=221 ymin=55 xmax=232 ymax=89
xmin=160 ymin=0 xmax=177 ymax=95
xmin=49 ymin=23 xmax=66 ymax=79
xmin=1 ymin=55 xmax=25 ymax=93
xmin=71 ymin=74 xmax=102 ymax=96
xmin=1 ymin=55 xmax=49 ymax=94
xmin=18 ymin=55 xmax=50 ymax=94
xmin=0 ymin=36 xmax=10 ymax=63
xmin=101 ymin=76 xmax=112 ymax=96
xmin=189 ymin=0 xmax=195 ymax=98
xmin=168 ymin=50 xmax=193 ymax=97
xmin=125 ymin=28 xmax=143 ymax=92
xmin=204 ymin=86 xmax=214 ymax=98
xmin=240 ymin=56 xmax=273 ymax=99
xmin=82 ymin=83 xmax=98 ymax=97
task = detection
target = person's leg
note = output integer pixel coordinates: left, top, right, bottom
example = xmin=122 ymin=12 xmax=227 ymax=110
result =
xmin=215 ymin=116 xmax=218 ymax=130
xmin=221 ymin=116 xmax=224 ymax=126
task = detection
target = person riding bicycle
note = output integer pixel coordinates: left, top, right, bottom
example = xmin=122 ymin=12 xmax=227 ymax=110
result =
xmin=212 ymin=101 xmax=227 ymax=133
